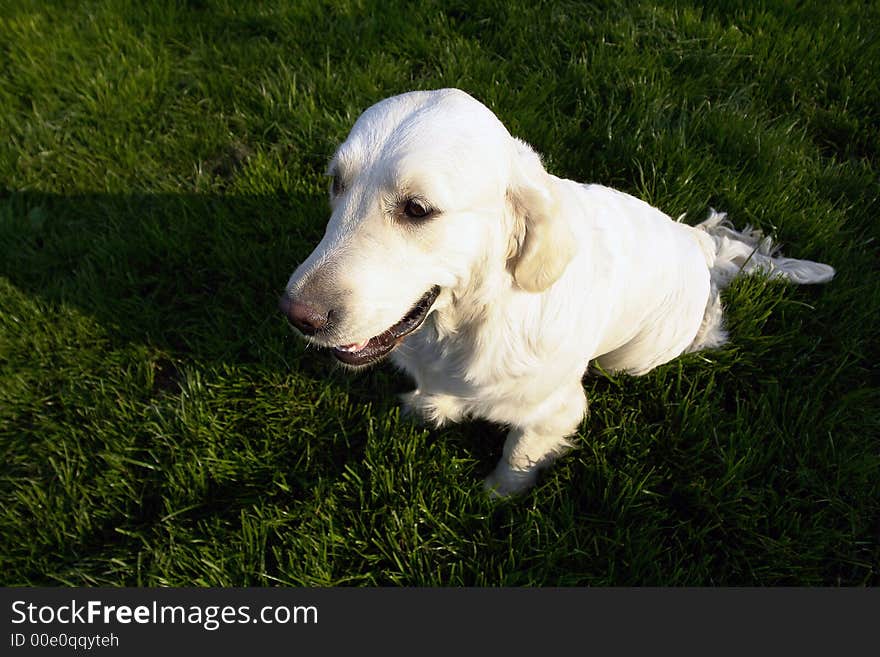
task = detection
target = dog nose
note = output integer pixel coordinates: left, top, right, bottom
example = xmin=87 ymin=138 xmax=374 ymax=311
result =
xmin=281 ymin=296 xmax=331 ymax=335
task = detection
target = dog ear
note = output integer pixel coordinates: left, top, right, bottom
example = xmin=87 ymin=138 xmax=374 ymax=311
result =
xmin=507 ymin=139 xmax=576 ymax=293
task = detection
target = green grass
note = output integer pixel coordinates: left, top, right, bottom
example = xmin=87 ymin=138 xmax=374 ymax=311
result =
xmin=1 ymin=0 xmax=878 ymax=586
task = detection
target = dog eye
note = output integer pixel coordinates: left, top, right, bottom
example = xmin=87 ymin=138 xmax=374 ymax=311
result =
xmin=331 ymin=174 xmax=345 ymax=196
xmin=403 ymin=198 xmax=432 ymax=219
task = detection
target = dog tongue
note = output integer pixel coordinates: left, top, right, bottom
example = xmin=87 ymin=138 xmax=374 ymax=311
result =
xmin=340 ymin=339 xmax=370 ymax=352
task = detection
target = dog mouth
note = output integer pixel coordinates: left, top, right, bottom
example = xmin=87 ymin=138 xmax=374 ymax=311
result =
xmin=331 ymin=286 xmax=441 ymax=367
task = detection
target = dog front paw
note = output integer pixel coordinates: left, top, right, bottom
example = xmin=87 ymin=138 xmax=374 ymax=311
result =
xmin=483 ymin=464 xmax=538 ymax=498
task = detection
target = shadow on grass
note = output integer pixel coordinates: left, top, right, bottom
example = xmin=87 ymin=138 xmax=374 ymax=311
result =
xmin=0 ymin=190 xmax=319 ymax=365
xmin=0 ymin=189 xmax=391 ymax=396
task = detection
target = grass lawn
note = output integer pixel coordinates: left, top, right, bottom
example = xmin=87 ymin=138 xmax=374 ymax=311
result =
xmin=1 ymin=0 xmax=878 ymax=586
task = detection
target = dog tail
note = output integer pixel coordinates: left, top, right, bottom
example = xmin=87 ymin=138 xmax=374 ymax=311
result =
xmin=686 ymin=209 xmax=835 ymax=352
xmin=695 ymin=209 xmax=835 ymax=287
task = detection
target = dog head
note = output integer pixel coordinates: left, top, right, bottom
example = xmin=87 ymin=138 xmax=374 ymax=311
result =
xmin=281 ymin=89 xmax=575 ymax=366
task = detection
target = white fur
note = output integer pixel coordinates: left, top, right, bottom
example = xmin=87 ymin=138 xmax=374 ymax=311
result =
xmin=284 ymin=89 xmax=835 ymax=496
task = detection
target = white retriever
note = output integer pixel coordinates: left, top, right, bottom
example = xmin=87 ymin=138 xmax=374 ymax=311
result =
xmin=280 ymin=89 xmax=834 ymax=496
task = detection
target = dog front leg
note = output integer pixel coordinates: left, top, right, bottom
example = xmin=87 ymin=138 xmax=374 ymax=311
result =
xmin=484 ymin=383 xmax=587 ymax=496
xmin=400 ymin=389 xmax=466 ymax=427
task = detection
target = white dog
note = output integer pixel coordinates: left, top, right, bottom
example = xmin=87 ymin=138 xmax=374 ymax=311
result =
xmin=280 ymin=89 xmax=834 ymax=496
